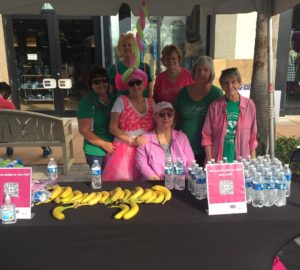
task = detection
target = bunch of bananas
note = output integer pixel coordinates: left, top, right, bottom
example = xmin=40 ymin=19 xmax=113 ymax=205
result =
xmin=42 ymin=184 xmax=172 ymax=221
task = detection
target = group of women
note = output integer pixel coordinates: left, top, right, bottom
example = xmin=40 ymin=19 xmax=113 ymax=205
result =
xmin=77 ymin=33 xmax=258 ymax=181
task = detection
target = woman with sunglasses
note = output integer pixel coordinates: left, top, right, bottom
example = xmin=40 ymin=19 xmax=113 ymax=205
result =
xmin=77 ymin=66 xmax=115 ymax=168
xmin=173 ymin=55 xmax=223 ymax=167
xmin=108 ymin=33 xmax=153 ymax=98
xmin=154 ymin=44 xmax=193 ymax=103
xmin=136 ymin=101 xmax=194 ymax=180
xmin=102 ymin=69 xmax=154 ymax=181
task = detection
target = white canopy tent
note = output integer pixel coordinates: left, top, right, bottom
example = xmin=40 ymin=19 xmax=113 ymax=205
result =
xmin=1 ymin=0 xmax=300 ymax=158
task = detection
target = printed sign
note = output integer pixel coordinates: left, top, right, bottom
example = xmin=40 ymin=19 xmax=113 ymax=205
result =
xmin=206 ymin=163 xmax=247 ymax=215
xmin=0 ymin=168 xmax=32 ymax=219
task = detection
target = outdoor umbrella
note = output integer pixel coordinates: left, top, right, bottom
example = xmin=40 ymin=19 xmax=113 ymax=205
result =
xmin=1 ymin=0 xmax=300 ymax=157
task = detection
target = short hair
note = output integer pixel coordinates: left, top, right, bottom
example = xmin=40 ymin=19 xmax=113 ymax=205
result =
xmin=191 ymin=55 xmax=215 ymax=82
xmin=161 ymin=44 xmax=183 ymax=66
xmin=0 ymin=82 xmax=11 ymax=95
xmin=88 ymin=66 xmax=108 ymax=89
xmin=219 ymin=67 xmax=242 ymax=86
xmin=117 ymin=33 xmax=136 ymax=58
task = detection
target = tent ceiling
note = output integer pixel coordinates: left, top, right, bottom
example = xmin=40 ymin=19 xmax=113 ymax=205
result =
xmin=0 ymin=0 xmax=299 ymax=16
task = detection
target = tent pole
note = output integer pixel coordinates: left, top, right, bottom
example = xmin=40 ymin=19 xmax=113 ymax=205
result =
xmin=267 ymin=15 xmax=275 ymax=159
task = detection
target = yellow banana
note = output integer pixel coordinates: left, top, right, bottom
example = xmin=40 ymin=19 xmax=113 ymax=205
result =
xmin=151 ymin=191 xmax=165 ymax=204
xmin=137 ymin=189 xmax=154 ymax=203
xmin=122 ymin=189 xmax=131 ymax=202
xmin=152 ymin=185 xmax=172 ymax=204
xmin=60 ymin=186 xmax=73 ymax=199
xmin=52 ymin=205 xmax=74 ymax=220
xmin=74 ymin=192 xmax=89 ymax=203
xmin=88 ymin=192 xmax=103 ymax=205
xmin=60 ymin=193 xmax=75 ymax=204
xmin=99 ymin=191 xmax=110 ymax=203
xmin=68 ymin=190 xmax=83 ymax=203
xmin=128 ymin=186 xmax=144 ymax=201
xmin=50 ymin=185 xmax=63 ymax=200
xmin=145 ymin=191 xmax=157 ymax=204
xmin=123 ymin=202 xmax=139 ymax=220
xmin=54 ymin=196 xmax=62 ymax=204
xmin=81 ymin=192 xmax=96 ymax=204
xmin=110 ymin=187 xmax=123 ymax=203
xmin=113 ymin=204 xmax=130 ymax=219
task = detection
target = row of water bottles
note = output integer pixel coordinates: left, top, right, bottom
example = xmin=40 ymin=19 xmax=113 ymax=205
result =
xmin=242 ymin=155 xmax=292 ymax=208
xmin=164 ymin=157 xmax=207 ymax=200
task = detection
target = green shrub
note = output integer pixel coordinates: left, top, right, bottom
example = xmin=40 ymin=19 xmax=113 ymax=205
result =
xmin=275 ymin=136 xmax=300 ymax=164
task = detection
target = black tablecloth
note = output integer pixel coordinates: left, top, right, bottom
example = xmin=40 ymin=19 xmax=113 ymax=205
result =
xmin=1 ymin=181 xmax=300 ymax=270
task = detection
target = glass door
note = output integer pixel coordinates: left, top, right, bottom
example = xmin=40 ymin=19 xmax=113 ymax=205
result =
xmin=58 ymin=18 xmax=96 ymax=112
xmin=12 ymin=17 xmax=55 ymax=111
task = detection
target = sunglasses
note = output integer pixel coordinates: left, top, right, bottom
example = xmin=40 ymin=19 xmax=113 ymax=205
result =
xmin=128 ymin=80 xmax=143 ymax=87
xmin=158 ymin=111 xmax=174 ymax=118
xmin=92 ymin=78 xmax=108 ymax=85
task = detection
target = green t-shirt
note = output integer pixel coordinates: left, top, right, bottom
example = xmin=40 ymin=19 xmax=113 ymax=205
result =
xmin=77 ymin=90 xmax=114 ymax=156
xmin=173 ymin=85 xmax=223 ymax=155
xmin=108 ymin=61 xmax=152 ymax=97
xmin=223 ymin=99 xmax=240 ymax=163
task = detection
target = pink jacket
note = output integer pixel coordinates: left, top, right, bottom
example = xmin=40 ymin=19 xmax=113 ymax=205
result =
xmin=136 ymin=130 xmax=195 ymax=180
xmin=201 ymin=95 xmax=258 ymax=162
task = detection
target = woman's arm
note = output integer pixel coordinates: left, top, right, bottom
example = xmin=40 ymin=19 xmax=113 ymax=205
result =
xmin=78 ymin=118 xmax=114 ymax=153
xmin=204 ymin=145 xmax=212 ymax=161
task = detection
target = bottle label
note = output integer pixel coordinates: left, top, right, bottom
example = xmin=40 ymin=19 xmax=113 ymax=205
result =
xmin=92 ymin=169 xmax=101 ymax=176
xmin=165 ymin=168 xmax=173 ymax=175
xmin=275 ymin=183 xmax=287 ymax=190
xmin=265 ymin=182 xmax=275 ymax=190
xmin=196 ymin=177 xmax=206 ymax=184
xmin=48 ymin=167 xmax=57 ymax=173
xmin=252 ymin=183 xmax=264 ymax=190
xmin=245 ymin=181 xmax=252 ymax=188
xmin=2 ymin=208 xmax=15 ymax=222
xmin=285 ymin=174 xmax=292 ymax=182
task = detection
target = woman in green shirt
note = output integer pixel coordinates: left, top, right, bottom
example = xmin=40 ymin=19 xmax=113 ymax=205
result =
xmin=77 ymin=66 xmax=115 ymax=168
xmin=173 ymin=56 xmax=223 ymax=167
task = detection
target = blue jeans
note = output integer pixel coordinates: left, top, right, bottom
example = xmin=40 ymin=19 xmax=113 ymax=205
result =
xmin=85 ymin=154 xmax=106 ymax=169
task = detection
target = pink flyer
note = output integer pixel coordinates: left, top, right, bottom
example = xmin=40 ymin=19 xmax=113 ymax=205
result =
xmin=0 ymin=167 xmax=32 ymax=219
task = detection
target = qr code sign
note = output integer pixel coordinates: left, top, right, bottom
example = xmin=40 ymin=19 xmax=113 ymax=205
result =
xmin=4 ymin=182 xmax=19 ymax=198
xmin=219 ymin=180 xmax=234 ymax=195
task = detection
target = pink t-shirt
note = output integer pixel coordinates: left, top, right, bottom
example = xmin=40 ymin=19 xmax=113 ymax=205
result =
xmin=0 ymin=95 xmax=16 ymax=110
xmin=154 ymin=67 xmax=193 ymax=103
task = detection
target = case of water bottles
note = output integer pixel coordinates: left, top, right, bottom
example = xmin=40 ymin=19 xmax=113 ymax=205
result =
xmin=164 ymin=155 xmax=292 ymax=208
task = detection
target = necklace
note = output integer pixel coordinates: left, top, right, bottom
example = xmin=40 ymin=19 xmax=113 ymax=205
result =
xmin=155 ymin=129 xmax=172 ymax=146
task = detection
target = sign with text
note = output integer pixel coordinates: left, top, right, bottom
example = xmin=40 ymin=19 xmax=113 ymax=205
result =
xmin=206 ymin=163 xmax=247 ymax=215
xmin=0 ymin=168 xmax=32 ymax=219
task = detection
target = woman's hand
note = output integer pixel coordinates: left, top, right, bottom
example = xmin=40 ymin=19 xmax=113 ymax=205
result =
xmin=150 ymin=175 xmax=160 ymax=180
xmin=102 ymin=142 xmax=115 ymax=154
xmin=134 ymin=135 xmax=148 ymax=146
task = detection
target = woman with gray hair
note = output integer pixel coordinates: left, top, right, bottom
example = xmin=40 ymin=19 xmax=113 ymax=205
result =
xmin=173 ymin=55 xmax=223 ymax=167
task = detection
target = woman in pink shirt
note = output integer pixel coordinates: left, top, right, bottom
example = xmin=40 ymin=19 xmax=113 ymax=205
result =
xmin=202 ymin=68 xmax=258 ymax=163
xmin=136 ymin=101 xmax=194 ymax=180
xmin=154 ymin=45 xmax=193 ymax=103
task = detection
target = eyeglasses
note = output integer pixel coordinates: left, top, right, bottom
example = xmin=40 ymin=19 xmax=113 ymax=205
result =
xmin=92 ymin=78 xmax=108 ymax=85
xmin=128 ymin=80 xmax=143 ymax=87
xmin=158 ymin=111 xmax=174 ymax=118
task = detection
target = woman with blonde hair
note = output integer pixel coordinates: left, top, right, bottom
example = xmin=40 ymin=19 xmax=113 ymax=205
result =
xmin=108 ymin=33 xmax=153 ymax=98
xmin=173 ymin=55 xmax=223 ymax=167
xmin=154 ymin=44 xmax=193 ymax=103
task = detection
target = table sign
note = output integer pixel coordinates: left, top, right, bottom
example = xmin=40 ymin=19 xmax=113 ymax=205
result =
xmin=0 ymin=167 xmax=32 ymax=219
xmin=206 ymin=163 xmax=247 ymax=215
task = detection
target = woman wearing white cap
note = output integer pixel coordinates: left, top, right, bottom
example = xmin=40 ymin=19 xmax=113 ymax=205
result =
xmin=136 ymin=101 xmax=194 ymax=180
xmin=102 ymin=69 xmax=155 ymax=181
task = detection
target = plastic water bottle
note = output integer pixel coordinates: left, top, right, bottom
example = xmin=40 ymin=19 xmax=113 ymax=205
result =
xmin=244 ymin=170 xmax=252 ymax=204
xmin=283 ymin=164 xmax=292 ymax=197
xmin=174 ymin=158 xmax=185 ymax=190
xmin=263 ymin=169 xmax=275 ymax=207
xmin=47 ymin=158 xmax=58 ymax=181
xmin=187 ymin=160 xmax=196 ymax=191
xmin=195 ymin=167 xmax=206 ymax=200
xmin=275 ymin=172 xmax=287 ymax=207
xmin=191 ymin=164 xmax=199 ymax=196
xmin=251 ymin=172 xmax=264 ymax=208
xmin=164 ymin=157 xmax=175 ymax=190
xmin=91 ymin=160 xmax=102 ymax=189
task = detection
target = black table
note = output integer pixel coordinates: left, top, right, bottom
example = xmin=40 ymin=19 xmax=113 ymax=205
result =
xmin=1 ymin=181 xmax=300 ymax=270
